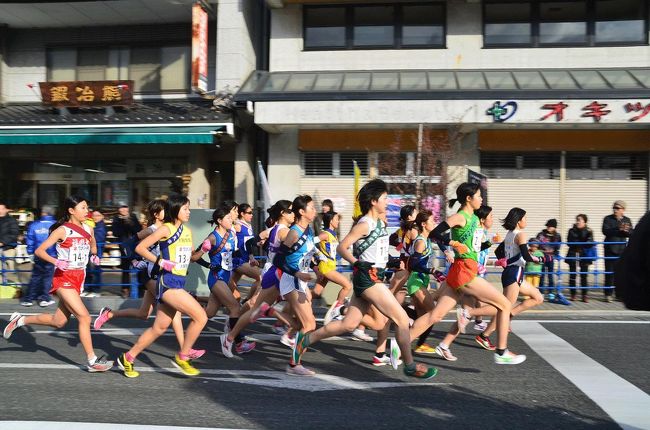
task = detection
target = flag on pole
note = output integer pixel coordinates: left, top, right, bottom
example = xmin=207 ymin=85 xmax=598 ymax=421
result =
xmin=353 ymin=160 xmax=362 ymax=218
xmin=257 ymin=160 xmax=273 ymax=214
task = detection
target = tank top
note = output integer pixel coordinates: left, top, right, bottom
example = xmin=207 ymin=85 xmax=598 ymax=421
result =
xmin=145 ymin=225 xmax=160 ymax=277
xmin=56 ymin=222 xmax=92 ymax=270
xmin=408 ymin=234 xmax=434 ymax=270
xmin=236 ymin=220 xmax=254 ymax=259
xmin=504 ymin=229 xmax=526 ymax=267
xmin=354 ymin=216 xmax=389 ymax=268
xmin=159 ymin=222 xmax=193 ymax=277
xmin=210 ymin=228 xmax=237 ymax=271
xmin=317 ymin=228 xmax=338 ymax=261
xmin=267 ymin=223 xmax=288 ymax=263
xmin=284 ymin=224 xmax=316 ymax=273
xmin=450 ymin=210 xmax=482 ymax=261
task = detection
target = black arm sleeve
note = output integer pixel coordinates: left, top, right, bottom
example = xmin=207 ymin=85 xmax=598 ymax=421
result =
xmin=388 ymin=231 xmax=401 ymax=247
xmin=244 ymin=236 xmax=260 ymax=255
xmin=519 ymin=244 xmax=541 ymax=263
xmin=272 ymin=243 xmax=298 ymax=276
xmin=408 ymin=252 xmax=431 ymax=274
xmin=195 ymin=258 xmax=211 ymax=269
xmin=494 ymin=242 xmax=505 ymax=259
xmin=429 ymin=222 xmax=451 ymax=246
xmin=480 ymin=241 xmax=492 ymax=251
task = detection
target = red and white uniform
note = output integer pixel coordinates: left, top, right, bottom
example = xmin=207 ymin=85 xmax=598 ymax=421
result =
xmin=50 ymin=222 xmax=92 ymax=294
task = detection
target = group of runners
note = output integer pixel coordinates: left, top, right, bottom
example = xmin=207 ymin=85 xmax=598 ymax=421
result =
xmin=3 ymin=179 xmax=546 ymax=379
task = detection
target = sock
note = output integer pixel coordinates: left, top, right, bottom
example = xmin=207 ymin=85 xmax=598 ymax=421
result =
xmin=418 ymin=324 xmax=433 ymax=347
xmin=125 ymin=352 xmax=135 ymax=363
xmin=496 ymin=348 xmax=506 ymax=356
xmin=438 ymin=342 xmax=449 ymax=350
xmin=375 ymin=351 xmax=385 ymax=358
xmin=87 ymin=355 xmax=97 ymax=365
xmin=229 ymin=317 xmax=238 ymax=331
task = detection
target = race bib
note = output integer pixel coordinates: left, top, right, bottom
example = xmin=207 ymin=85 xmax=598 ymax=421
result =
xmin=375 ymin=236 xmax=389 ymax=265
xmin=472 ymin=229 xmax=483 ymax=252
xmin=69 ymin=242 xmax=90 ymax=269
xmin=221 ymin=251 xmax=233 ymax=271
xmin=175 ymin=246 xmax=192 ymax=270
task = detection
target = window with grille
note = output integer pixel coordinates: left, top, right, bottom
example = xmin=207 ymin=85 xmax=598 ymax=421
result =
xmin=302 ymin=152 xmax=368 ymax=177
xmin=480 ymin=152 xmax=560 ymax=179
xmin=340 ymin=152 xmax=369 ymax=176
xmin=566 ymin=153 xmax=648 ymax=179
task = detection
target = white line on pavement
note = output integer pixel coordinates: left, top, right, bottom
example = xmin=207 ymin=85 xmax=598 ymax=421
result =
xmin=513 ymin=321 xmax=650 ymax=430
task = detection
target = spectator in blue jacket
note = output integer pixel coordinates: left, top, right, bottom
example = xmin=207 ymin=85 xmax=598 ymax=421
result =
xmin=21 ymin=206 xmax=56 ymax=307
xmin=83 ymin=210 xmax=106 ymax=296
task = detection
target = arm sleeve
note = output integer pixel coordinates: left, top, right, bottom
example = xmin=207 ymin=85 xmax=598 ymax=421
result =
xmin=429 ymin=222 xmax=451 ymax=246
xmin=195 ymin=258 xmax=211 ymax=269
xmin=272 ymin=243 xmax=298 ymax=276
xmin=244 ymin=235 xmax=263 ymax=255
xmin=480 ymin=241 xmax=492 ymax=251
xmin=519 ymin=244 xmax=541 ymax=263
xmin=389 ymin=232 xmax=401 ymax=247
xmin=408 ymin=252 xmax=431 ymax=274
xmin=494 ymin=242 xmax=505 ymax=259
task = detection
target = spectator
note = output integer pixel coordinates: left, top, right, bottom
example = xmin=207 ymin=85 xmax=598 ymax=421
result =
xmin=524 ymin=239 xmax=544 ymax=291
xmin=536 ymin=219 xmax=562 ymax=299
xmin=111 ymin=204 xmax=142 ymax=298
xmin=83 ymin=210 xmax=106 ymax=297
xmin=21 ymin=206 xmax=56 ymax=307
xmin=566 ymin=214 xmax=594 ymax=303
xmin=602 ymin=200 xmax=633 ymax=303
xmin=314 ymin=199 xmax=335 ymax=236
xmin=0 ymin=201 xmax=19 ymax=284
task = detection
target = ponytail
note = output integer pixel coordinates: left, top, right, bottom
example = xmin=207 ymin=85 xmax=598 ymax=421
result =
xmin=49 ymin=195 xmax=87 ymax=234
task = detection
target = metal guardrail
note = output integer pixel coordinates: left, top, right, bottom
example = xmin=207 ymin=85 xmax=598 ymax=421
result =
xmin=0 ymin=240 xmax=628 ymax=298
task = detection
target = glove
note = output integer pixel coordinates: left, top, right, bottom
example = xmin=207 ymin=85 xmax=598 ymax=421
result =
xmin=491 ymin=233 xmax=502 ymax=243
xmin=494 ymin=258 xmax=507 ymax=268
xmin=201 ymin=239 xmax=212 ymax=253
xmin=432 ymin=270 xmax=447 ymax=283
xmin=450 ymin=240 xmax=469 ymax=254
xmin=89 ymin=254 xmax=101 ymax=265
xmin=477 ymin=264 xmax=487 ymax=277
xmin=54 ymin=259 xmax=69 ymax=271
xmin=159 ymin=259 xmax=176 ymax=271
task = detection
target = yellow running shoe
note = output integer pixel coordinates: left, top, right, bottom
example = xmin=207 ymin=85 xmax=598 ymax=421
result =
xmin=414 ymin=343 xmax=436 ymax=354
xmin=172 ymin=354 xmax=200 ymax=376
xmin=117 ymin=353 xmax=140 ymax=378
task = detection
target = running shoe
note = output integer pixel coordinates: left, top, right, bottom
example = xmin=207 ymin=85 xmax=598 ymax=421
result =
xmin=404 ymin=363 xmax=438 ymax=379
xmin=475 ymin=334 xmax=496 ymax=351
xmin=3 ymin=312 xmax=23 ymax=339
xmin=494 ymin=350 xmax=527 ymax=365
xmin=473 ymin=320 xmax=488 ymax=332
xmin=87 ymin=355 xmax=113 ymax=372
xmin=272 ymin=323 xmax=288 ymax=336
xmin=280 ymin=332 xmax=295 ymax=348
xmin=323 ymin=301 xmax=343 ymax=326
xmin=223 ymin=316 xmax=230 ymax=336
xmin=39 ymin=300 xmax=56 ymax=307
xmin=286 ymin=364 xmax=315 ymax=376
xmin=351 ymin=328 xmax=374 ymax=342
xmin=187 ymin=348 xmax=206 ymax=360
xmin=117 ymin=353 xmax=139 ymax=378
xmin=93 ymin=307 xmax=112 ymax=331
xmin=20 ymin=301 xmax=33 ymax=307
xmin=434 ymin=345 xmax=458 ymax=361
xmin=250 ymin=303 xmax=270 ymax=323
xmin=456 ymin=307 xmax=470 ymax=334
xmin=389 ymin=337 xmax=401 ymax=370
xmin=553 ymin=294 xmax=572 ymax=306
xmin=172 ymin=354 xmax=201 ymax=376
xmin=220 ymin=333 xmax=234 ymax=358
xmin=292 ymin=331 xmax=309 ymax=364
xmin=235 ymin=340 xmax=256 ymax=354
xmin=372 ymin=354 xmax=402 ymax=367
xmin=414 ymin=343 xmax=437 ymax=354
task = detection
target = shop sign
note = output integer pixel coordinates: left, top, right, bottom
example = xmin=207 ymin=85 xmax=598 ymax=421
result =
xmin=127 ymin=159 xmax=185 ymax=178
xmin=191 ymin=3 xmax=209 ymax=94
xmin=39 ymin=80 xmax=134 ymax=107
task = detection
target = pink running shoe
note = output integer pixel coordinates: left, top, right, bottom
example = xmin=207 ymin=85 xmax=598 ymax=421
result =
xmin=235 ymin=340 xmax=256 ymax=354
xmin=93 ymin=307 xmax=112 ymax=331
xmin=286 ymin=364 xmax=315 ymax=376
xmin=250 ymin=303 xmax=270 ymax=323
xmin=187 ymin=348 xmax=206 ymax=360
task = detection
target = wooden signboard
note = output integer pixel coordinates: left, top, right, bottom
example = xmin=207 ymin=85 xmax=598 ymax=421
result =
xmin=39 ymin=80 xmax=134 ymax=107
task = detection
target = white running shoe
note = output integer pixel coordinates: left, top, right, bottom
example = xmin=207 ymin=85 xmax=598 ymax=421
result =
xmin=280 ymin=332 xmax=295 ymax=348
xmin=473 ymin=321 xmax=488 ymax=332
xmin=434 ymin=345 xmax=458 ymax=362
xmin=3 ymin=312 xmax=23 ymax=339
xmin=20 ymin=301 xmax=33 ymax=307
xmin=351 ymin=328 xmax=374 ymax=342
xmin=272 ymin=324 xmax=287 ymax=336
xmin=372 ymin=354 xmax=403 ymax=367
xmin=220 ymin=333 xmax=234 ymax=358
xmin=39 ymin=300 xmax=56 ymax=307
xmin=323 ymin=301 xmax=343 ymax=326
xmin=389 ymin=337 xmax=401 ymax=370
xmin=494 ymin=349 xmax=527 ymax=365
xmin=286 ymin=364 xmax=315 ymax=376
xmin=87 ymin=356 xmax=114 ymax=372
xmin=456 ymin=307 xmax=470 ymax=334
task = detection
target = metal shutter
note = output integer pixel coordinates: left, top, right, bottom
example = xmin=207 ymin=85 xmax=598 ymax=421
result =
xmin=300 ymin=177 xmax=359 ymax=237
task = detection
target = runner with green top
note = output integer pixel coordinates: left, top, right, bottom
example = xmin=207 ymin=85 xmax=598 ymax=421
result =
xmin=409 ymin=182 xmax=527 ymax=365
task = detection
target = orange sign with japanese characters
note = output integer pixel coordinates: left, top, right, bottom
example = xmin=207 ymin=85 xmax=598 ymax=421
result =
xmin=39 ymin=81 xmax=134 ymax=107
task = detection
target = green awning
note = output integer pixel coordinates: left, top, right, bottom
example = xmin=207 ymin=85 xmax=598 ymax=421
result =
xmin=0 ymin=125 xmax=227 ymax=144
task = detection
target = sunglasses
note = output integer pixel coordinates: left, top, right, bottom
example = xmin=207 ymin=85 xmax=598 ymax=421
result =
xmin=244 ymin=211 xmax=253 ymax=215
xmin=613 ymin=206 xmax=623 ymax=210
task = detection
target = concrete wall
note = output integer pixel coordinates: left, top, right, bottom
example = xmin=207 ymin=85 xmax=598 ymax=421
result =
xmin=267 ymin=130 xmax=301 ymax=200
xmin=269 ymin=1 xmax=650 ymax=72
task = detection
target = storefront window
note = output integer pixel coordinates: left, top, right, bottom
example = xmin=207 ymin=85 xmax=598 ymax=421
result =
xmin=353 ymin=5 xmax=395 ymax=47
xmin=484 ymin=2 xmax=532 ymax=46
xmin=304 ymin=7 xmax=347 ymax=49
xmin=595 ymin=0 xmax=647 ymax=43
xmin=539 ymin=1 xmax=588 ymax=45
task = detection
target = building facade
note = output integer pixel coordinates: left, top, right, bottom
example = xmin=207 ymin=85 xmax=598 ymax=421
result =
xmin=0 ymin=0 xmax=265 ymax=214
xmin=236 ymin=0 xmax=650 ymax=240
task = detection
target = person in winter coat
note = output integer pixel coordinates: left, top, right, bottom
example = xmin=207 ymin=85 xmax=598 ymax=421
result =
xmin=566 ymin=214 xmax=594 ymax=302
xmin=601 ymin=200 xmax=633 ymax=302
xmin=21 ymin=206 xmax=56 ymax=307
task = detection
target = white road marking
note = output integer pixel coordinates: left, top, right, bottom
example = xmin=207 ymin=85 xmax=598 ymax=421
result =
xmin=0 ymin=422 xmax=246 ymax=430
xmin=513 ymin=321 xmax=650 ymax=430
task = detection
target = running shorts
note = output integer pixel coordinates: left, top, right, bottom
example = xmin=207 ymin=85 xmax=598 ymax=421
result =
xmin=155 ymin=272 xmax=186 ymax=303
xmin=352 ymin=264 xmax=385 ymax=298
xmin=406 ymin=271 xmax=429 ymax=296
xmin=317 ymin=259 xmax=337 ymax=276
xmin=279 ymin=272 xmax=308 ymax=298
xmin=261 ymin=265 xmax=282 ymax=289
xmin=502 ymin=265 xmax=524 ymax=287
xmin=50 ymin=269 xmax=85 ymax=294
xmin=208 ymin=268 xmax=232 ymax=287
xmin=446 ymin=258 xmax=478 ymax=290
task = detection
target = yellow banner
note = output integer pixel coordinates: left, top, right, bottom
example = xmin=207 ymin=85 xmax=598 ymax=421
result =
xmin=353 ymin=160 xmax=362 ymax=218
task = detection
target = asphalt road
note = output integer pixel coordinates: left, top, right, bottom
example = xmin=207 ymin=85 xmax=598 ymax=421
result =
xmin=1 ymin=311 xmax=649 ymax=430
